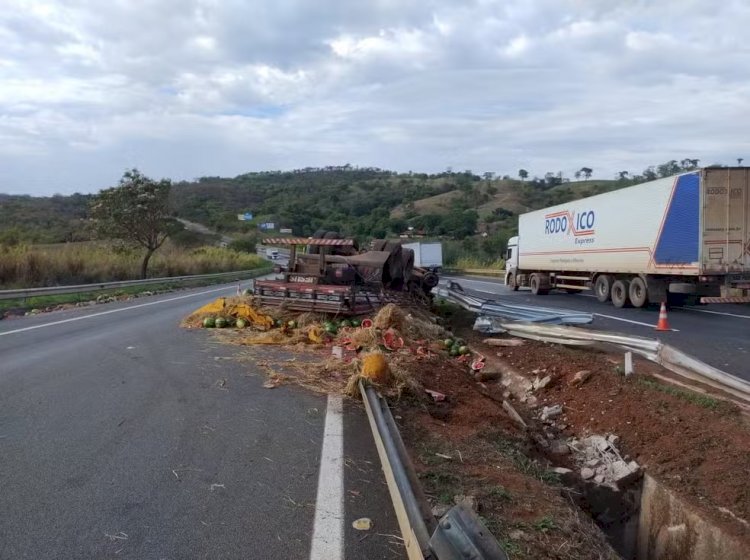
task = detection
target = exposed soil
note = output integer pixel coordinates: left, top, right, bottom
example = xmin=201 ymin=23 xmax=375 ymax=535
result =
xmin=446 ymin=310 xmax=750 ymax=545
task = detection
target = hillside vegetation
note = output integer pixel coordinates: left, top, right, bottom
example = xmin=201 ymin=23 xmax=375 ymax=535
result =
xmin=0 ymin=159 xmax=704 ymax=266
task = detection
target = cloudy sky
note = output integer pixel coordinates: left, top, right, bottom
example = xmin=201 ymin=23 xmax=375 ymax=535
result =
xmin=1 ymin=0 xmax=749 ymax=195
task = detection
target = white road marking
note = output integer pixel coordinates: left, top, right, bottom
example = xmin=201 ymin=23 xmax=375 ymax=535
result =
xmin=682 ymin=308 xmax=750 ymax=320
xmin=594 ymin=313 xmax=679 ymax=331
xmin=0 ymin=285 xmax=235 ymax=337
xmin=309 ymin=395 xmax=344 ymax=560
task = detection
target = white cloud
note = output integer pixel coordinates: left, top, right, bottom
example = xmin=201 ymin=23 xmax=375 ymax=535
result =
xmin=0 ymin=0 xmax=749 ymax=194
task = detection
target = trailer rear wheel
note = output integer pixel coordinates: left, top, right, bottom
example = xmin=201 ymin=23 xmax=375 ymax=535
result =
xmin=530 ymin=273 xmax=549 ymax=295
xmin=611 ymin=279 xmax=630 ymax=308
xmin=594 ymin=274 xmax=614 ymax=303
xmin=628 ymin=276 xmax=649 ymax=308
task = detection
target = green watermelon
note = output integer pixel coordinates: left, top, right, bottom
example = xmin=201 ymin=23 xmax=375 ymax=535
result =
xmin=340 ymin=319 xmax=352 ymax=328
xmin=215 ymin=317 xmax=228 ymax=329
xmin=449 ymin=345 xmax=460 ymax=357
xmin=287 ymin=320 xmax=297 ymax=329
xmin=351 ymin=319 xmax=362 ymax=328
xmin=236 ymin=318 xmax=247 ymax=329
xmin=203 ymin=317 xmax=216 ymax=328
xmin=443 ymin=338 xmax=454 ymax=348
xmin=458 ymin=345 xmax=470 ymax=355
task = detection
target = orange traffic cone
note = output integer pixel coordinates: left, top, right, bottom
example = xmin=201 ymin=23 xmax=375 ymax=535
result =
xmin=655 ymin=302 xmax=671 ymax=331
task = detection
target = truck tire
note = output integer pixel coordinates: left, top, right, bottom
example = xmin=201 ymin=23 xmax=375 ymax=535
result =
xmin=594 ymin=275 xmax=613 ymax=303
xmin=507 ymin=272 xmax=519 ymax=291
xmin=628 ymin=276 xmax=649 ymax=308
xmin=611 ymin=279 xmax=630 ymax=308
xmin=530 ymin=273 xmax=549 ymax=295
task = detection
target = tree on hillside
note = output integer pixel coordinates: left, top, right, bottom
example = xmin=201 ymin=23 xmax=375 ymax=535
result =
xmin=90 ymin=169 xmax=176 ymax=279
xmin=657 ymin=160 xmax=681 ymax=178
xmin=483 ymin=171 xmax=495 ymax=182
xmin=518 ymin=169 xmax=529 ymax=181
xmin=580 ymin=167 xmax=593 ymax=180
xmin=574 ymin=170 xmax=581 ymax=180
xmin=618 ymin=171 xmax=629 ymax=180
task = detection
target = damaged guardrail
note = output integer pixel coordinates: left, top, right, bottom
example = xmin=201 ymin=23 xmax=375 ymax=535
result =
xmin=360 ymin=382 xmax=509 ymax=560
xmin=438 ymin=281 xmax=593 ymax=325
xmin=485 ymin=322 xmax=750 ymax=411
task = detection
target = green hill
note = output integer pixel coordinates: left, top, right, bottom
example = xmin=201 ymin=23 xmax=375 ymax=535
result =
xmin=0 ymin=168 xmax=631 ymax=250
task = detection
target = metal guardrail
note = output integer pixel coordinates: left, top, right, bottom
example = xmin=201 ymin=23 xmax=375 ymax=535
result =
xmin=360 ymin=381 xmax=508 ymax=560
xmin=0 ymin=268 xmax=273 ymax=301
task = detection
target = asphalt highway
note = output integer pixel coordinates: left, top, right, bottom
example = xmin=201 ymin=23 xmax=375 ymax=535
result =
xmin=0 ymin=283 xmax=404 ymax=560
xmin=442 ymin=275 xmax=750 ymax=382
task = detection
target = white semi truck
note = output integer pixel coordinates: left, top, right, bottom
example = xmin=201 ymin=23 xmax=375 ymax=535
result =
xmin=505 ymin=167 xmax=750 ymax=307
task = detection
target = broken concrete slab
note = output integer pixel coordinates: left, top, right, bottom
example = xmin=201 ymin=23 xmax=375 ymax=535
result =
xmin=533 ymin=375 xmax=552 ymax=391
xmin=540 ymin=404 xmax=563 ymax=421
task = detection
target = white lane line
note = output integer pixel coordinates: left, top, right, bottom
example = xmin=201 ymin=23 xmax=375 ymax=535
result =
xmin=682 ymin=308 xmax=750 ymax=320
xmin=309 ymin=395 xmax=344 ymax=560
xmin=594 ymin=312 xmax=679 ymax=332
xmin=0 ymin=285 xmax=235 ymax=337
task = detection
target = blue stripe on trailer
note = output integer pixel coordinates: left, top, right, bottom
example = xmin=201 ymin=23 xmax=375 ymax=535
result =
xmin=654 ymin=173 xmax=700 ymax=264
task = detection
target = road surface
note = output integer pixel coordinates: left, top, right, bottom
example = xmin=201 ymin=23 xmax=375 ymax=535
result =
xmin=442 ymin=275 xmax=750 ymax=382
xmin=0 ymin=283 xmax=404 ymax=560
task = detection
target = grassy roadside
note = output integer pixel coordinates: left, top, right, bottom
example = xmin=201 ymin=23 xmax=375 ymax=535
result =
xmin=0 ymin=266 xmax=272 ymax=317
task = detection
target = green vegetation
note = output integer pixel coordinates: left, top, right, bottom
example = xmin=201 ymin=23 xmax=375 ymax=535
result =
xmin=0 ymin=158 xmax=707 ymax=269
xmin=0 ymin=243 xmax=266 ymax=289
xmin=636 ymin=377 xmax=724 ymax=411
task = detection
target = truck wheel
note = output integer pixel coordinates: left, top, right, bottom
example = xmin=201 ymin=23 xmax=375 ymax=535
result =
xmin=611 ymin=279 xmax=630 ymax=308
xmin=628 ymin=277 xmax=649 ymax=308
xmin=507 ymin=272 xmax=519 ymax=291
xmin=530 ymin=274 xmax=549 ymax=295
xmin=594 ymin=275 xmax=613 ymax=303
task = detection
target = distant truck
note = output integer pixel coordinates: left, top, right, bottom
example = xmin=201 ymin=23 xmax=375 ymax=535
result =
xmin=265 ymin=248 xmax=279 ymax=260
xmin=505 ymin=168 xmax=750 ymax=307
xmin=402 ymin=241 xmax=443 ymax=272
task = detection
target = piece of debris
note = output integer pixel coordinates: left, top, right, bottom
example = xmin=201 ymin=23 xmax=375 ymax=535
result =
xmin=540 ymin=404 xmax=563 ymax=421
xmin=435 ymin=453 xmax=453 ymax=460
xmin=453 ymin=494 xmax=478 ymax=512
xmin=502 ymin=400 xmax=527 ymax=429
xmin=352 ymin=518 xmax=373 ymax=531
xmin=482 ymin=338 xmax=524 ymax=347
xmin=432 ymin=504 xmax=451 ymax=518
xmin=549 ymin=439 xmax=570 ymax=456
xmin=568 ymin=369 xmax=592 ymax=387
xmin=263 ymin=375 xmax=285 ymax=389
xmin=209 ymin=483 xmax=225 ymax=491
xmin=569 ymin=435 xmax=642 ymax=490
xmin=331 ymin=346 xmax=344 ymax=359
xmin=624 ymin=351 xmax=634 ymax=376
xmin=474 ymin=370 xmax=501 ymax=382
xmin=580 ymin=467 xmax=595 ymax=480
xmin=532 ymin=375 xmax=552 ymax=391
xmin=552 ymin=467 xmax=573 ymax=475
xmin=425 ymin=389 xmax=447 ymax=402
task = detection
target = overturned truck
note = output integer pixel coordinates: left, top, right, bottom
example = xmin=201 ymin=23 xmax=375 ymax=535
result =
xmin=253 ymin=234 xmax=440 ymax=314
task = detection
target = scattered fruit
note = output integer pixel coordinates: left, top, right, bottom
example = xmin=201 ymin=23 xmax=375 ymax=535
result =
xmin=443 ymin=338 xmax=454 ymax=348
xmin=235 ymin=318 xmax=247 ymax=329
xmin=361 ymin=318 xmax=373 ymax=328
xmin=351 ymin=319 xmax=362 ymax=328
xmin=202 ymin=317 xmax=216 ymax=328
xmin=215 ymin=317 xmax=228 ymax=329
xmin=458 ymin=345 xmax=470 ymax=355
xmin=287 ymin=320 xmax=298 ymax=329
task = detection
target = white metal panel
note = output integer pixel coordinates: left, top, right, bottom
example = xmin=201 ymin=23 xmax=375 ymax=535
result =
xmin=402 ymin=242 xmax=442 ymax=268
xmin=518 ymin=175 xmax=690 ymax=275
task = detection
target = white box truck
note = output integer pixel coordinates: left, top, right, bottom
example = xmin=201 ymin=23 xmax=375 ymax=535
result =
xmin=402 ymin=241 xmax=443 ymax=271
xmin=505 ymin=168 xmax=750 ymax=307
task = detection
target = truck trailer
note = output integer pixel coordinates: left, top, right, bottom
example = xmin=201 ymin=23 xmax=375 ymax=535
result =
xmin=401 ymin=241 xmax=443 ymax=272
xmin=505 ymin=167 xmax=750 ymax=307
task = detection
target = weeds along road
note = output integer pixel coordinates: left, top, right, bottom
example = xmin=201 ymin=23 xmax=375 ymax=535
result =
xmin=442 ymin=275 xmax=750 ymax=383
xmin=0 ymin=282 xmax=403 ymax=560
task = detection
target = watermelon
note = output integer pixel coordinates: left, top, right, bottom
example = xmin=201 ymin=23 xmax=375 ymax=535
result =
xmin=443 ymin=338 xmax=454 ymax=348
xmin=458 ymin=345 xmax=470 ymax=355
xmin=383 ymin=330 xmax=404 ymax=350
xmin=236 ymin=318 xmax=247 ymax=329
xmin=203 ymin=317 xmax=216 ymax=328
xmin=215 ymin=317 xmax=227 ymax=329
xmin=470 ymin=359 xmax=485 ymax=371
xmin=340 ymin=319 xmax=352 ymax=328
xmin=287 ymin=320 xmax=297 ymax=329
xmin=361 ymin=319 xmax=373 ymax=328
xmin=449 ymin=346 xmax=460 ymax=357
xmin=274 ymin=319 xmax=283 ymax=328
xmin=324 ymin=321 xmax=338 ymax=335
xmin=351 ymin=319 xmax=362 ymax=328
